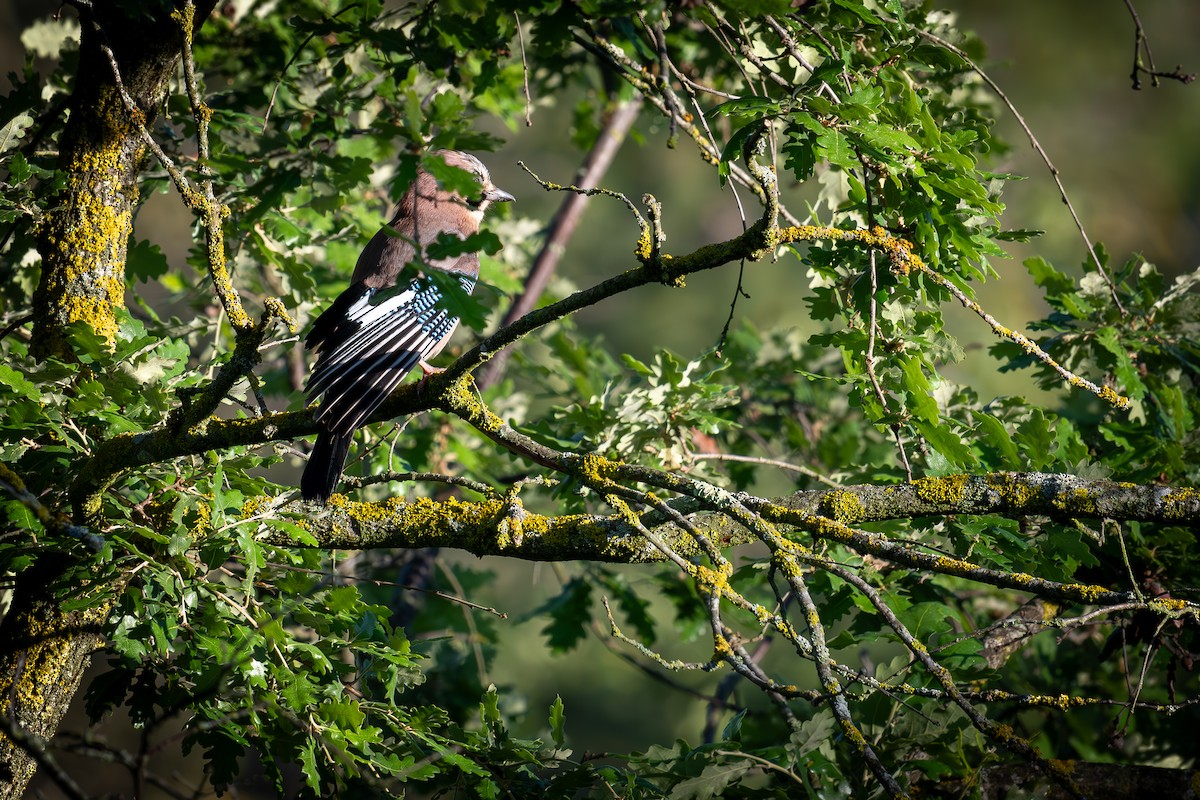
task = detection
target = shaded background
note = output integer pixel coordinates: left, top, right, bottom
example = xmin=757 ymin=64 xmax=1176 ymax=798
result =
xmin=4 ymin=1 xmax=1198 ymax=796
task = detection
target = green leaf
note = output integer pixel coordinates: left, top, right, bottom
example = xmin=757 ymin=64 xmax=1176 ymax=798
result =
xmin=7 ymin=152 xmax=31 ymax=184
xmin=718 ymin=121 xmax=764 ymax=176
xmin=720 ymin=709 xmax=746 ymax=742
xmin=533 ymin=578 xmax=593 ymax=653
xmin=707 ymin=96 xmax=782 ymax=119
xmin=281 ymin=672 xmax=317 ymax=710
xmin=426 ymin=229 xmax=504 ymax=259
xmin=831 ymin=0 xmax=882 ymax=24
xmin=1024 ymin=256 xmax=1075 ymax=297
xmin=669 ymin=759 xmax=753 ymax=800
xmin=126 ymin=238 xmax=170 ymax=282
xmin=0 ymin=365 xmax=39 ymax=400
xmin=300 ymin=739 xmax=322 ymax=794
xmin=789 ymin=710 xmax=837 ymax=756
xmin=480 ymin=685 xmax=501 ymax=725
xmin=1015 ymin=410 xmax=1056 ymax=470
xmin=0 ymin=113 xmax=34 ymax=154
xmin=899 ymin=356 xmax=937 ymax=424
xmin=974 ymin=413 xmax=1021 ymax=469
xmin=711 ymin=0 xmax=793 ymax=19
xmin=914 ymin=418 xmax=975 ymax=469
xmin=995 ymin=228 xmax=1043 ymax=242
xmin=856 ymin=121 xmax=920 ymax=154
xmin=549 ymin=695 xmax=566 ymax=748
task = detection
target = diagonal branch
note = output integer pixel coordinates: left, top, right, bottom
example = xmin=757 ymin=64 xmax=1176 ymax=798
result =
xmin=478 ymin=97 xmax=644 ymax=389
xmin=916 ymin=26 xmax=1127 ymax=315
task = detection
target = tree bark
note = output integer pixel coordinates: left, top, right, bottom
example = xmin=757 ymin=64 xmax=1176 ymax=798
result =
xmin=4 ymin=3 xmax=214 ymax=796
xmin=0 ymin=562 xmax=112 ymax=799
xmin=32 ymin=1 xmax=213 ymax=358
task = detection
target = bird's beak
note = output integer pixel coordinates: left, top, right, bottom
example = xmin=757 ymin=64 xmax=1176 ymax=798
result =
xmin=485 ymin=187 xmax=515 ymax=203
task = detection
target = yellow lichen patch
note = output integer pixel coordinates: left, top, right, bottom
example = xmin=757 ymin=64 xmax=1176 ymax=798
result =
xmin=913 ymin=474 xmax=969 ymax=505
xmin=1096 ymin=385 xmax=1131 ymax=410
xmin=986 ymin=474 xmax=1039 ymax=509
xmin=1147 ymin=597 xmax=1188 ymax=614
xmin=931 ymin=555 xmax=983 ymax=576
xmin=33 ymin=83 xmax=143 ymax=355
xmin=1061 ymin=582 xmax=1111 ymax=602
xmin=1161 ymin=487 xmax=1200 ymax=521
xmin=806 ymin=515 xmax=857 ymax=545
xmin=777 ymin=224 xmax=925 ymax=276
xmin=992 ymin=723 xmax=1015 ymax=741
xmin=693 ymin=564 xmax=731 ymax=595
xmin=1050 ymin=487 xmax=1097 ymax=516
xmin=635 ymin=225 xmax=654 ymax=263
xmin=441 ymin=376 xmax=505 ymax=434
xmin=818 ymin=489 xmax=866 ymax=524
xmin=240 ymin=495 xmax=269 ymax=519
xmin=578 ymin=452 xmax=617 ymax=485
xmin=38 ymin=191 xmax=132 ymax=343
xmin=0 ymin=600 xmax=112 ymax=720
xmin=838 ymin=718 xmax=868 ymax=748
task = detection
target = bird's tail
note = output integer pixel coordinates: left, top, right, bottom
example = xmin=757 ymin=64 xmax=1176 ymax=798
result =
xmin=301 ymin=429 xmax=353 ymax=504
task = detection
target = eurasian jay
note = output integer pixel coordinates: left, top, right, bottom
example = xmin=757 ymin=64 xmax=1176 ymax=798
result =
xmin=301 ymin=150 xmax=513 ymax=503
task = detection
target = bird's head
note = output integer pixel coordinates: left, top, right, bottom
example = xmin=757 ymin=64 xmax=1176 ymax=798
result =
xmin=432 ymin=150 xmax=514 ymax=221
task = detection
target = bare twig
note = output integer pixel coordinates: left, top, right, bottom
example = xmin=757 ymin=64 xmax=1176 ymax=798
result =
xmin=690 ymin=453 xmax=842 ymax=487
xmin=916 ymin=27 xmax=1128 ymax=315
xmin=477 ymin=98 xmax=643 ymax=388
xmin=340 ymin=470 xmax=499 ymax=499
xmin=906 ymin=256 xmax=1130 ymax=409
xmin=1122 ymin=0 xmax=1196 ymax=89
xmin=515 ymin=11 xmax=533 ymax=126
xmin=856 ymin=149 xmax=913 ymax=478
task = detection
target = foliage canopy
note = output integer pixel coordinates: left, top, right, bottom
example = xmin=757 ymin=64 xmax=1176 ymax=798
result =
xmin=0 ymin=1 xmax=1197 ymax=798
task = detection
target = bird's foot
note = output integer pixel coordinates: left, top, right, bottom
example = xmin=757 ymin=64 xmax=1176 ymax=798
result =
xmin=415 ymin=361 xmax=445 ymax=396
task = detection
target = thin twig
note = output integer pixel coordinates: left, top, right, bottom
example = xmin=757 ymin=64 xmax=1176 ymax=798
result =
xmin=341 ymin=469 xmax=499 ymax=498
xmin=909 ymin=258 xmax=1130 ymax=410
xmin=515 ymin=11 xmax=533 ymax=126
xmin=857 ymin=148 xmax=912 ymax=478
xmin=262 ymin=4 xmax=359 ymax=131
xmin=690 ymin=452 xmax=841 ymax=487
xmin=917 ymin=27 xmax=1128 ymax=315
xmin=0 ymin=313 xmax=33 ymax=343
xmin=477 ymin=98 xmax=642 ymax=388
xmin=1121 ymin=0 xmax=1195 ymax=89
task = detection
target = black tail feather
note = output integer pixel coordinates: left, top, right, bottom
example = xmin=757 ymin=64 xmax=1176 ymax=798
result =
xmin=301 ymin=429 xmax=354 ymax=504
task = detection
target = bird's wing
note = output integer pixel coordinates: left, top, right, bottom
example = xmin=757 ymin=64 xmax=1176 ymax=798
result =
xmin=304 ymin=273 xmax=474 ymax=437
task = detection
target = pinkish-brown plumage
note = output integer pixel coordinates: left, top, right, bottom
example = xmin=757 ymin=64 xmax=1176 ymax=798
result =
xmin=302 ymin=151 xmax=512 ymax=503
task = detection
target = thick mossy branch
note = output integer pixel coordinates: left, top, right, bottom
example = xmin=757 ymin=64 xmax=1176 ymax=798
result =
xmin=257 ymin=471 xmax=1200 ymax=609
xmin=726 ymin=472 xmax=1200 ymax=528
xmin=265 ymin=495 xmax=671 ymax=564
